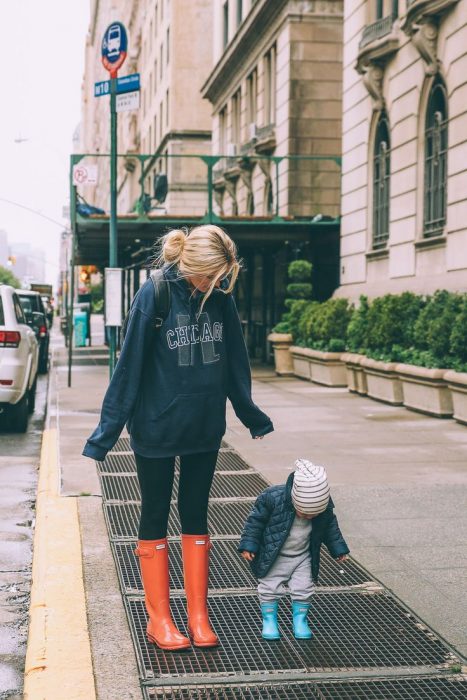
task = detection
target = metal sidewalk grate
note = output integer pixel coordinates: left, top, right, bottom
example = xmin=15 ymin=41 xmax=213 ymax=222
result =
xmin=127 ymin=596 xmax=308 ymax=679
xmin=127 ymin=592 xmax=452 ymax=680
xmin=112 ymin=540 xmax=255 ymax=592
xmin=98 ymin=451 xmax=251 ymax=474
xmin=98 ymin=453 xmax=136 ymax=473
xmin=100 ymin=473 xmax=141 ymax=502
xmin=100 ymin=472 xmax=267 ymax=502
xmin=112 ymin=540 xmax=371 ymax=593
xmin=143 ymin=676 xmax=467 ymax=699
xmin=104 ymin=500 xmax=255 ymax=539
xmin=312 ymin=676 xmax=467 ymax=699
xmin=112 ymin=437 xmax=131 ymax=452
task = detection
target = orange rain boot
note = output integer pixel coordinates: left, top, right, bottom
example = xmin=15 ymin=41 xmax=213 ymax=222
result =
xmin=181 ymin=534 xmax=219 ymax=648
xmin=135 ymin=539 xmax=191 ymax=651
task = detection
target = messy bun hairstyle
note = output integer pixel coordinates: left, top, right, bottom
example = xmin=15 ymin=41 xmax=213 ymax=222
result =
xmin=156 ymin=225 xmax=241 ymax=311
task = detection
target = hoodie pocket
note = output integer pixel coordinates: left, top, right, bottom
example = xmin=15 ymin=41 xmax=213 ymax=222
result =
xmin=148 ymin=392 xmax=226 ymax=448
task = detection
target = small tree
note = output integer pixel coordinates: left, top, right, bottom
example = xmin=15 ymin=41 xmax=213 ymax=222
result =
xmin=347 ymin=296 xmax=370 ymax=353
xmin=0 ymin=265 xmax=20 ymax=288
xmin=273 ymin=260 xmax=313 ymax=341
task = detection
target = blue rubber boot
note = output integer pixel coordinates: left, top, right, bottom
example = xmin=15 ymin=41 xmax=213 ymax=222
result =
xmin=260 ymin=601 xmax=280 ymax=640
xmin=292 ymin=601 xmax=313 ymax=639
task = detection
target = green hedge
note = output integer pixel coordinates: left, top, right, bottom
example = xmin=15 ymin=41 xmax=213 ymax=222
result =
xmin=278 ymin=287 xmax=467 ymax=371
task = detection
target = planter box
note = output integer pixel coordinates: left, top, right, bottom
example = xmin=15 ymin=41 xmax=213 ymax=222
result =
xmin=396 ymin=364 xmax=453 ymax=418
xmin=290 ymin=346 xmax=314 ymax=380
xmin=307 ymin=348 xmax=347 ymax=387
xmin=444 ymin=370 xmax=467 ymax=424
xmin=267 ymin=333 xmax=294 ymax=376
xmin=342 ymin=353 xmax=367 ymax=395
xmin=360 ymin=357 xmax=403 ymax=405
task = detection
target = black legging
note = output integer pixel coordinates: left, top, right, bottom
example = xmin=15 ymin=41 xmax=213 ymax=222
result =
xmin=134 ymin=451 xmax=218 ymax=540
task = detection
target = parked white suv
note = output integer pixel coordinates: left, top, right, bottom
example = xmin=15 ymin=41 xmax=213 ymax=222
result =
xmin=0 ymin=285 xmax=39 ymax=432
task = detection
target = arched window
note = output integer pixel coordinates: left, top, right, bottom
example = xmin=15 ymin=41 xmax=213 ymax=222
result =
xmin=424 ymin=79 xmax=448 ymax=237
xmin=373 ymin=112 xmax=390 ymax=248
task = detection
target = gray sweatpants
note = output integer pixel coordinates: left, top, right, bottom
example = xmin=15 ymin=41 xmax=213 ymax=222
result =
xmin=257 ymin=551 xmax=314 ymax=603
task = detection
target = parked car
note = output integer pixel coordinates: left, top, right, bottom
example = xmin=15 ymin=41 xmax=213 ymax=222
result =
xmin=0 ymin=285 xmax=39 ymax=432
xmin=17 ymin=290 xmax=49 ymax=374
xmin=41 ymin=295 xmax=54 ymax=326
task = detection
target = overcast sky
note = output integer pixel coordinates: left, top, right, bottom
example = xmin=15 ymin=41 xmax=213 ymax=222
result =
xmin=0 ymin=1 xmax=90 ymax=285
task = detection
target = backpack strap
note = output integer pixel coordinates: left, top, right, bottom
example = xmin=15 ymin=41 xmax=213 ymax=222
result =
xmin=149 ymin=268 xmax=171 ymax=329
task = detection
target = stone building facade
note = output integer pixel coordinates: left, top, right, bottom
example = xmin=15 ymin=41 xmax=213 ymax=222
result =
xmin=338 ymin=0 xmax=467 ymax=299
xmin=202 ymin=0 xmax=343 ymax=220
xmin=81 ymin=0 xmax=213 ymax=216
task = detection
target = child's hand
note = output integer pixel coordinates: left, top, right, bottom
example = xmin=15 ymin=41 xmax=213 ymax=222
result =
xmin=241 ymin=551 xmax=255 ymax=561
xmin=336 ymin=555 xmax=349 ymax=562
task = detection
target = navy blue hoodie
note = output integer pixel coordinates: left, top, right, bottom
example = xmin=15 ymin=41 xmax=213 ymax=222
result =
xmin=83 ymin=265 xmax=273 ymax=461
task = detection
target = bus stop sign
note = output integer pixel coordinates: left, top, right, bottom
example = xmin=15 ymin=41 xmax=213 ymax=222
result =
xmin=101 ymin=22 xmax=128 ymax=76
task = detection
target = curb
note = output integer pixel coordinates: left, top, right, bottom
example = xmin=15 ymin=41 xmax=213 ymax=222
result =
xmin=23 ymin=428 xmax=96 ymax=700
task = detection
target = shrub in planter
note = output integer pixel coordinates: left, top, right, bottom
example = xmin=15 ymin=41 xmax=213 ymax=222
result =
xmin=413 ymin=290 xmax=462 ymax=365
xmin=302 ymin=298 xmax=353 ymax=352
xmin=273 ymin=260 xmax=313 ymax=341
xmin=347 ymin=296 xmax=370 ymax=353
xmin=449 ymin=296 xmax=467 ymax=369
xmin=365 ymin=292 xmax=424 ymax=358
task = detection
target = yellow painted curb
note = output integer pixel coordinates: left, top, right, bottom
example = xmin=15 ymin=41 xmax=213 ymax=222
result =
xmin=23 ymin=429 xmax=96 ymax=700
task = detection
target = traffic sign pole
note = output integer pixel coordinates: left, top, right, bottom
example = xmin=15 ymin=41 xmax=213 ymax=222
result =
xmin=109 ymin=74 xmax=118 ymax=377
xmin=101 ymin=21 xmax=128 ymax=378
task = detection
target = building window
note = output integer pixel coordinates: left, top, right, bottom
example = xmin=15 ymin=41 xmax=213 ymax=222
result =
xmin=166 ymin=28 xmax=170 ymax=64
xmin=232 ymin=89 xmax=241 ymax=145
xmin=160 ymin=44 xmax=163 ymax=79
xmin=154 ymin=115 xmax=157 ymax=148
xmin=264 ymin=44 xmax=276 ymax=126
xmin=424 ymin=78 xmax=448 ymax=237
xmin=246 ymin=68 xmax=257 ymax=128
xmin=160 ymin=101 xmax=163 ymax=141
xmin=219 ymin=106 xmax=227 ymax=153
xmin=166 ymin=88 xmax=169 ymax=126
xmin=223 ymin=1 xmax=229 ymax=48
xmin=155 ymin=3 xmax=158 ymax=35
xmin=149 ymin=125 xmax=152 ymax=153
xmin=373 ymin=112 xmax=391 ymax=249
xmin=236 ymin=0 xmax=242 ymax=27
xmin=154 ymin=60 xmax=158 ymax=92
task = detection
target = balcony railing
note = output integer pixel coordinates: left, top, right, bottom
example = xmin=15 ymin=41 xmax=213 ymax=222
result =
xmin=359 ymin=15 xmax=395 ymax=49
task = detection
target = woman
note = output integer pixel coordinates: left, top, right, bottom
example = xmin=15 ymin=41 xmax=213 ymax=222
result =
xmin=83 ymin=225 xmax=273 ymax=651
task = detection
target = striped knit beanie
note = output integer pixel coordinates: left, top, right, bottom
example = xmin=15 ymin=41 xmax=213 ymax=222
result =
xmin=291 ymin=459 xmax=330 ymax=515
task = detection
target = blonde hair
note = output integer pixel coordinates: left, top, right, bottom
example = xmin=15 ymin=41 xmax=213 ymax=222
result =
xmin=156 ymin=225 xmax=241 ymax=311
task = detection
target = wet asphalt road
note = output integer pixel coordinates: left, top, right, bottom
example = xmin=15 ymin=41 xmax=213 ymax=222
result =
xmin=0 ymin=374 xmax=47 ymax=700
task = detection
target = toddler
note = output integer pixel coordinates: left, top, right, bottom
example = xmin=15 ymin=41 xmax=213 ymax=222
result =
xmin=239 ymin=459 xmax=349 ymax=640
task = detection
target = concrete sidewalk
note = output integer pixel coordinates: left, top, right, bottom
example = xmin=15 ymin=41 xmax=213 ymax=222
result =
xmin=57 ymin=336 xmax=467 ymax=661
xmin=46 ymin=319 xmax=466 ymax=697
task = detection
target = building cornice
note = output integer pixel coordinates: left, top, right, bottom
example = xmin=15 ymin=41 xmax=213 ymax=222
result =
xmin=201 ymin=0 xmax=288 ymax=105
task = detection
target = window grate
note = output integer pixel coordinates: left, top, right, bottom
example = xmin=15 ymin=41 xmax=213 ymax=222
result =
xmin=127 ymin=592 xmax=452 ymax=680
xmin=424 ymin=81 xmax=448 ymax=237
xmin=372 ymin=113 xmax=390 ymax=249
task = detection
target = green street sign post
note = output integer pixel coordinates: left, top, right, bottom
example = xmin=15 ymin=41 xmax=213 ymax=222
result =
xmin=101 ymin=22 xmax=128 ymax=377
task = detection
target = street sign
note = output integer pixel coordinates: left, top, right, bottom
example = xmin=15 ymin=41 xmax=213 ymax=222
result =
xmin=105 ymin=268 xmax=123 ymax=326
xmin=101 ymin=22 xmax=128 ymax=75
xmin=94 ymin=73 xmax=140 ymax=98
xmin=72 ymin=164 xmax=98 ymax=186
xmin=116 ymin=90 xmax=140 ymax=113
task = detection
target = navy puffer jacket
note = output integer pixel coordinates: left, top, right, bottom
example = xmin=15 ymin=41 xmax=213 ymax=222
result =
xmin=238 ymin=473 xmax=349 ymax=581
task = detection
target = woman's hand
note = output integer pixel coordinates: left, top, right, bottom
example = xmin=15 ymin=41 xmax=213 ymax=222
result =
xmin=254 ymin=436 xmax=264 ymax=440
xmin=336 ymin=554 xmax=349 ymax=562
xmin=241 ymin=551 xmax=256 ymax=561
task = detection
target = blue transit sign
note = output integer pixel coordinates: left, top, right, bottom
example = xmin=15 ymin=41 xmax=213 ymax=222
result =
xmin=101 ymin=22 xmax=128 ymax=75
xmin=94 ymin=74 xmax=140 ymax=98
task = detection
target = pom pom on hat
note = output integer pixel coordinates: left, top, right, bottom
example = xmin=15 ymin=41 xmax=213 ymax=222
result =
xmin=291 ymin=459 xmax=330 ymax=516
